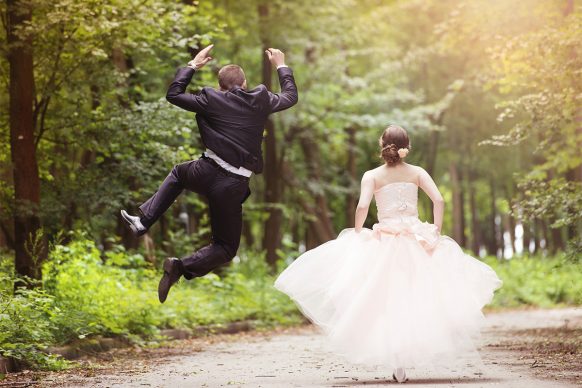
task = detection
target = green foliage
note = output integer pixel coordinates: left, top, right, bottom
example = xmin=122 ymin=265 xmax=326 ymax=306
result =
xmin=0 ymin=279 xmax=70 ymax=370
xmin=1 ymin=236 xmax=581 ymax=371
xmin=476 ymin=3 xmax=582 ymax=251
xmin=3 ymin=0 xmax=579 ymax=263
xmin=517 ymin=178 xmax=582 ymax=230
xmin=43 ymin=239 xmax=161 ymax=340
xmin=485 ymin=255 xmax=582 ymax=308
xmin=0 ymin=237 xmax=301 ymax=370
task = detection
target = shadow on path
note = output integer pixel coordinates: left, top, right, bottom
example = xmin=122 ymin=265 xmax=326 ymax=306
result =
xmin=338 ymin=377 xmax=505 ymax=385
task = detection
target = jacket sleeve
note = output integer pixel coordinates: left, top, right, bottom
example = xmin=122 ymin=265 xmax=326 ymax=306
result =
xmin=268 ymin=67 xmax=299 ymax=113
xmin=166 ymin=67 xmax=209 ymax=113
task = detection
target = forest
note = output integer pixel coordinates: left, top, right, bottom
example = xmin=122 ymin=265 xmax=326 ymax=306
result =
xmin=0 ymin=0 xmax=581 ymax=371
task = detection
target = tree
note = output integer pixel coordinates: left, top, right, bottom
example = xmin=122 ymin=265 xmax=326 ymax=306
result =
xmin=6 ymin=0 xmax=44 ymax=281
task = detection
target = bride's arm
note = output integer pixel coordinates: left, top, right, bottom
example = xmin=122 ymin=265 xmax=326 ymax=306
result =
xmin=355 ymin=172 xmax=375 ymax=232
xmin=418 ymin=168 xmax=445 ymax=232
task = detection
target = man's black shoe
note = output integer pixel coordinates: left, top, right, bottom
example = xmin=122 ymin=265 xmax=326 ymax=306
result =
xmin=158 ymin=257 xmax=183 ymax=303
xmin=120 ymin=210 xmax=147 ymax=237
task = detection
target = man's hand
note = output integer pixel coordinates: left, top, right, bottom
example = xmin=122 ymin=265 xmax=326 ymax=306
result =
xmin=188 ymin=44 xmax=214 ymax=70
xmin=265 ymin=48 xmax=286 ymax=68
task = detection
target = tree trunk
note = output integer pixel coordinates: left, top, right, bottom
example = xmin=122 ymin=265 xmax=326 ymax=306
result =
xmin=345 ymin=127 xmax=357 ymax=227
xmin=449 ymin=163 xmax=465 ymax=247
xmin=299 ymin=136 xmax=336 ymax=244
xmin=565 ymin=167 xmax=581 ymax=243
xmin=0 ymin=223 xmax=11 ymax=249
xmin=502 ymin=213 xmax=514 ymax=257
xmin=426 ymin=130 xmax=440 ymax=177
xmin=111 ymin=47 xmax=141 ymax=249
xmin=541 ymin=220 xmax=550 ymax=253
xmin=242 ymin=219 xmax=255 ymax=249
xmin=485 ymin=179 xmax=499 ymax=257
xmin=459 ymin=172 xmax=466 ymax=248
xmin=504 ymin=187 xmax=516 ymax=255
xmin=259 ymin=2 xmax=283 ymax=270
xmin=8 ymin=0 xmax=45 ymax=282
xmin=550 ymin=227 xmax=565 ymax=254
xmin=306 ymin=223 xmax=318 ymax=250
xmin=281 ymin=161 xmax=335 ymax=247
xmin=468 ymin=171 xmax=481 ymax=256
xmin=522 ymin=222 xmax=531 ymax=256
xmin=532 ymin=221 xmax=540 ymax=254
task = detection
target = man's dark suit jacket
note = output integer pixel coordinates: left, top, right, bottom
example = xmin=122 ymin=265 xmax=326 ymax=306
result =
xmin=166 ymin=66 xmax=298 ymax=174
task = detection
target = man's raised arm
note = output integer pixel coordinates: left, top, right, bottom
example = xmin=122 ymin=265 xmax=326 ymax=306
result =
xmin=265 ymin=48 xmax=299 ymax=113
xmin=166 ymin=44 xmax=214 ymax=113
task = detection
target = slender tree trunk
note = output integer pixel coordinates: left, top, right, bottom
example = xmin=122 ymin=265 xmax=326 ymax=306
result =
xmin=426 ymin=130 xmax=440 ymax=177
xmin=345 ymin=127 xmax=357 ymax=227
xmin=306 ymin=223 xmax=318 ymax=250
xmin=504 ymin=187 xmax=516 ymax=255
xmin=502 ymin=213 xmax=514 ymax=257
xmin=541 ymin=220 xmax=550 ymax=253
xmin=468 ymin=171 xmax=481 ymax=256
xmin=281 ymin=161 xmax=334 ymax=246
xmin=550 ymin=228 xmax=565 ymax=254
xmin=533 ymin=220 xmax=542 ymax=254
xmin=563 ymin=160 xmax=580 ymax=246
xmin=0 ymin=224 xmax=9 ymax=248
xmin=259 ymin=3 xmax=283 ymax=269
xmin=522 ymin=222 xmax=531 ymax=255
xmin=242 ymin=219 xmax=255 ymax=249
xmin=486 ymin=179 xmax=499 ymax=257
xmin=508 ymin=213 xmax=517 ymax=255
xmin=449 ymin=163 xmax=466 ymax=247
xmin=8 ymin=0 xmax=45 ymax=281
xmin=160 ymin=213 xmax=168 ymax=247
xmin=299 ymin=136 xmax=336 ymax=244
xmin=111 ymin=47 xmax=141 ymax=249
xmin=291 ymin=218 xmax=300 ymax=247
xmin=459 ymin=172 xmax=466 ymax=248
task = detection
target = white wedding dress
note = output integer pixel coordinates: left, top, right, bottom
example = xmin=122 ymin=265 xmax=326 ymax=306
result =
xmin=275 ymin=182 xmax=502 ymax=369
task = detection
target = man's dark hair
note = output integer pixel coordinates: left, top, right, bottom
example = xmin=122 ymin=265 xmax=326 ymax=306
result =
xmin=218 ymin=65 xmax=246 ymax=91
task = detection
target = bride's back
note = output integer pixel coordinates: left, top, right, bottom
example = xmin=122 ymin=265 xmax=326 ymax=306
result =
xmin=369 ymin=163 xmax=422 ymax=191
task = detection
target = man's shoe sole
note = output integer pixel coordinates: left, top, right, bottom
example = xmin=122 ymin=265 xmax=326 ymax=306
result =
xmin=120 ymin=210 xmax=146 ymax=237
xmin=158 ymin=258 xmax=177 ymax=304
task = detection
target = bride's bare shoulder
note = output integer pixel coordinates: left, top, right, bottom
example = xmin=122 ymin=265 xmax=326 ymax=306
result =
xmin=403 ymin=163 xmax=429 ymax=184
xmin=404 ymin=163 xmax=427 ymax=173
xmin=402 ymin=162 xmax=420 ymax=170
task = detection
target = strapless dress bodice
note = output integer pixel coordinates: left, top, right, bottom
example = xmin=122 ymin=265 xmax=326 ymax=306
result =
xmin=372 ymin=182 xmax=438 ymax=246
xmin=374 ymin=182 xmax=419 ymax=221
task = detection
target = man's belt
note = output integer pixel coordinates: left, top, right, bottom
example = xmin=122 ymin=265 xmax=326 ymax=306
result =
xmin=200 ymin=154 xmax=250 ymax=182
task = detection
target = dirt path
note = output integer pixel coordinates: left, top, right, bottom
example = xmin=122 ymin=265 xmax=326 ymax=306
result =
xmin=7 ymin=308 xmax=582 ymax=387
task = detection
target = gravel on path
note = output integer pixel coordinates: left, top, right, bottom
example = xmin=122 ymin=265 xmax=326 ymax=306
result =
xmin=41 ymin=307 xmax=581 ymax=388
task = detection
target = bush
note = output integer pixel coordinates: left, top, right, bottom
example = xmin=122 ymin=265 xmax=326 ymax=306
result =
xmin=2 ymin=237 xmax=580 ymax=371
xmin=43 ymin=239 xmax=162 ymax=341
xmin=0 ymin=237 xmax=302 ymax=370
xmin=0 ymin=280 xmax=69 ymax=370
xmin=484 ymin=255 xmax=582 ymax=308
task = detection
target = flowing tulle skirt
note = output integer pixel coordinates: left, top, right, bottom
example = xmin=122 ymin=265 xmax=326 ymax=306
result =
xmin=274 ymin=223 xmax=502 ymax=369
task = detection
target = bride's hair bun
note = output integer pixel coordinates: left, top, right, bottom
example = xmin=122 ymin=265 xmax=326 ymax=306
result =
xmin=379 ymin=125 xmax=410 ymax=166
xmin=380 ymin=143 xmax=400 ymax=165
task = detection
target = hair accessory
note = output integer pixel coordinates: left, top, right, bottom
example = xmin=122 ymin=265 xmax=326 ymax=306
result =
xmin=398 ymin=148 xmax=409 ymax=158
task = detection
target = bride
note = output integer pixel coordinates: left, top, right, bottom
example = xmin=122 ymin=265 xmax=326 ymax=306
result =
xmin=275 ymin=124 xmax=502 ymax=383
